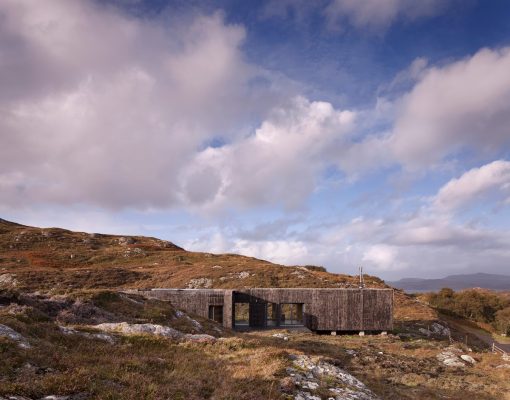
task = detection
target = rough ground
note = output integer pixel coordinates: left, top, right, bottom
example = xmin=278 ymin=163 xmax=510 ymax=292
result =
xmin=0 ymin=289 xmax=509 ymax=399
xmin=1 ymin=219 xmax=509 ymax=399
xmin=0 ymin=218 xmax=432 ymax=323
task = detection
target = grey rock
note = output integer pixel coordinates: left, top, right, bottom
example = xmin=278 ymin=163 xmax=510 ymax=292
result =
xmin=93 ymin=322 xmax=183 ymax=339
xmin=0 ymin=324 xmax=31 ymax=348
xmin=186 ymin=278 xmax=213 ymax=289
xmin=0 ymin=273 xmax=18 ymax=288
xmin=460 ymin=355 xmax=476 ymax=364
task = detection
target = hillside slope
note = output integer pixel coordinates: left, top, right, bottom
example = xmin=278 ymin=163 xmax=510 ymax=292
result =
xmin=0 ymin=218 xmax=435 ymax=322
xmin=3 ymin=220 xmax=510 ymax=399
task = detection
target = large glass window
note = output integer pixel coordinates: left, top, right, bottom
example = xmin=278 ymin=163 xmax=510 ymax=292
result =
xmin=280 ymin=303 xmax=303 ymax=326
xmin=208 ymin=305 xmax=223 ymax=324
xmin=266 ymin=303 xmax=278 ymax=326
xmin=234 ymin=303 xmax=249 ymax=326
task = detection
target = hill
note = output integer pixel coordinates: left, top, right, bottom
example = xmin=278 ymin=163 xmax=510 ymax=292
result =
xmin=389 ymin=273 xmax=510 ymax=292
xmin=2 ymin=219 xmax=510 ymax=399
xmin=0 ymin=218 xmax=435 ymax=322
xmin=0 ymin=217 xmax=379 ymax=290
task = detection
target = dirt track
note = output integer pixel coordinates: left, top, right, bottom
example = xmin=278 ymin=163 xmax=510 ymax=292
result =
xmin=443 ymin=314 xmax=510 ymax=353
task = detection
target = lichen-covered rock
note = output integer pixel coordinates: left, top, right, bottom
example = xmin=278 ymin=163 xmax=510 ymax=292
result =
xmin=93 ymin=322 xmax=183 ymax=339
xmin=0 ymin=324 xmax=31 ymax=348
xmin=59 ymin=326 xmax=115 ymax=344
xmin=460 ymin=355 xmax=476 ymax=364
xmin=437 ymin=347 xmax=465 ymax=367
xmin=295 ymin=392 xmax=321 ymax=400
xmin=431 ymin=322 xmax=451 ymax=337
xmin=0 ymin=273 xmax=19 ymax=288
xmin=184 ymin=334 xmax=216 ymax=343
xmin=287 ymin=354 xmax=379 ymax=400
xmin=272 ymin=333 xmax=289 ymax=341
xmin=186 ymin=278 xmax=213 ymax=289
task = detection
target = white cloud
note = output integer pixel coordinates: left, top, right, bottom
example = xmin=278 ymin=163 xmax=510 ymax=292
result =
xmin=391 ymin=47 xmax=510 ymax=166
xmin=325 ymin=0 xmax=451 ymax=31
xmin=347 ymin=47 xmax=510 ymax=171
xmin=233 ymin=239 xmax=309 ymax=265
xmin=433 ymin=160 xmax=510 ymax=211
xmin=0 ymin=0 xmax=277 ymax=209
xmin=390 ymin=217 xmax=501 ymax=248
xmin=262 ymin=0 xmax=452 ymax=32
xmin=181 ymin=96 xmax=356 ymax=209
xmin=362 ymin=244 xmax=400 ymax=270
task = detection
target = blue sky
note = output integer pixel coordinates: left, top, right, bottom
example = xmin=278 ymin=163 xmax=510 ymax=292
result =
xmin=1 ymin=0 xmax=510 ymax=279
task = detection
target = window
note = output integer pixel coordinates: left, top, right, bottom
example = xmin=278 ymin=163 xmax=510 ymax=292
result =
xmin=266 ymin=303 xmax=278 ymax=326
xmin=208 ymin=305 xmax=223 ymax=324
xmin=280 ymin=303 xmax=303 ymax=326
xmin=234 ymin=303 xmax=249 ymax=326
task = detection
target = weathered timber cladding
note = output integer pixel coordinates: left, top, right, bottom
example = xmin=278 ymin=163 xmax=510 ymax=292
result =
xmin=133 ymin=289 xmax=226 ymax=323
xmin=310 ymin=289 xmax=363 ymax=330
xmin=362 ymin=289 xmax=393 ymax=330
xmin=223 ymin=290 xmax=234 ymax=329
xmin=129 ymin=288 xmax=393 ymax=332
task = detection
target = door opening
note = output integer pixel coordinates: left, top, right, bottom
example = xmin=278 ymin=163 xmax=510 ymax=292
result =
xmin=208 ymin=305 xmax=223 ymax=324
xmin=280 ymin=303 xmax=304 ymax=326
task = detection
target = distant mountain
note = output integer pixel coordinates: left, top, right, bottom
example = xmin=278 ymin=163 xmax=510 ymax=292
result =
xmin=388 ymin=273 xmax=510 ymax=292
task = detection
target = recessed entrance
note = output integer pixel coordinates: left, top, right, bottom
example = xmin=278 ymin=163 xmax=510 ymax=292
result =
xmin=280 ymin=303 xmax=304 ymax=326
xmin=234 ymin=303 xmax=249 ymax=327
xmin=266 ymin=303 xmax=278 ymax=326
xmin=208 ymin=305 xmax=223 ymax=324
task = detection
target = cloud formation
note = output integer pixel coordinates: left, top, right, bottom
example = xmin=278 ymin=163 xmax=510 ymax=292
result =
xmin=390 ymin=47 xmax=510 ymax=166
xmin=181 ymin=97 xmax=356 ymax=209
xmin=263 ymin=0 xmax=452 ymax=32
xmin=325 ymin=0 xmax=450 ymax=31
xmin=0 ymin=0 xmax=275 ymax=209
xmin=433 ymin=160 xmax=510 ymax=211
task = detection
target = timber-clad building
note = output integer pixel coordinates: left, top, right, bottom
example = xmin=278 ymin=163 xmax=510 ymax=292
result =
xmin=133 ymin=288 xmax=394 ymax=332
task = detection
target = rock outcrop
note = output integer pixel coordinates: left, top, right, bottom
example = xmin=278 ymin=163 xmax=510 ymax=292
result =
xmin=0 ymin=323 xmax=30 ymax=348
xmin=285 ymin=354 xmax=379 ymax=400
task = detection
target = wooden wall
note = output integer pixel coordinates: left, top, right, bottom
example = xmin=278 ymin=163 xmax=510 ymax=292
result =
xmin=129 ymin=288 xmax=393 ymax=331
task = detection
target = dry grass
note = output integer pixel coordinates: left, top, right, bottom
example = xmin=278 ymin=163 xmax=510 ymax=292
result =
xmin=4 ymin=219 xmax=505 ymax=399
xmin=1 ymin=289 xmax=509 ymax=399
xmin=0 ymin=219 xmax=427 ymax=325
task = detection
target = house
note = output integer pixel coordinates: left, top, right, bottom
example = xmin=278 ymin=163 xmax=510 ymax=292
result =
xmin=132 ymin=287 xmax=394 ymax=333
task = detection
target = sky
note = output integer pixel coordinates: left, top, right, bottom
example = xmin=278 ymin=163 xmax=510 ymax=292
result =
xmin=1 ymin=0 xmax=510 ymax=280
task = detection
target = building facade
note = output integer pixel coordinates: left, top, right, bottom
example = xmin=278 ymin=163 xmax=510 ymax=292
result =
xmin=132 ymin=287 xmax=394 ymax=333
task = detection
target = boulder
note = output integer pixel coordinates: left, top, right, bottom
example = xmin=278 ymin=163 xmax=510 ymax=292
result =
xmin=272 ymin=333 xmax=289 ymax=341
xmin=460 ymin=355 xmax=476 ymax=364
xmin=436 ymin=348 xmax=465 ymax=367
xmin=0 ymin=273 xmax=19 ymax=288
xmin=184 ymin=334 xmax=216 ymax=343
xmin=0 ymin=324 xmax=31 ymax=349
xmin=93 ymin=322 xmax=183 ymax=339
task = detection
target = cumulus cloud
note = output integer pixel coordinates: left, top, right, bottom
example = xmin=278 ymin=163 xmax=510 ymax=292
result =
xmin=348 ymin=47 xmax=510 ymax=171
xmin=262 ymin=0 xmax=452 ymax=32
xmin=362 ymin=244 xmax=400 ymax=270
xmin=390 ymin=218 xmax=503 ymax=249
xmin=390 ymin=47 xmax=510 ymax=166
xmin=180 ymin=96 xmax=356 ymax=209
xmin=325 ymin=0 xmax=451 ymax=31
xmin=0 ymin=0 xmax=277 ymax=209
xmin=433 ymin=160 xmax=510 ymax=211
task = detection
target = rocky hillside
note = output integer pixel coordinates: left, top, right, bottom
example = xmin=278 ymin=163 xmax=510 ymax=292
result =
xmin=1 ymin=219 xmax=509 ymax=399
xmin=1 ymin=288 xmax=509 ymax=400
xmin=0 ymin=218 xmax=435 ymax=323
xmin=0 ymin=218 xmax=381 ymax=290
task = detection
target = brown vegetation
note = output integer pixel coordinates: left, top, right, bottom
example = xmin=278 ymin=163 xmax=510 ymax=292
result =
xmin=3 ymin=219 xmax=508 ymax=399
xmin=421 ymin=288 xmax=510 ymax=335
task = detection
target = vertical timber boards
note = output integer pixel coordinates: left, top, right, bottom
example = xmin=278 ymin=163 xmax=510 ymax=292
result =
xmin=362 ymin=289 xmax=393 ymax=330
xmin=133 ymin=288 xmax=394 ymax=332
